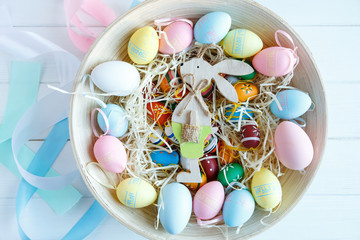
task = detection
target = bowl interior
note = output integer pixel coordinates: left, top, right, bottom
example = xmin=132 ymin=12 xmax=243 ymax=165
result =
xmin=70 ymin=0 xmax=327 ymax=239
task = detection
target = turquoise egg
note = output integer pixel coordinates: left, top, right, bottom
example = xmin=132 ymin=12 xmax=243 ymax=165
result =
xmin=151 ymin=150 xmax=179 ymax=166
xmin=270 ymin=90 xmax=312 ymax=120
xmin=97 ymin=104 xmax=128 ymax=137
xmin=224 ymin=105 xmax=254 ymax=123
xmin=194 ymin=12 xmax=231 ymax=44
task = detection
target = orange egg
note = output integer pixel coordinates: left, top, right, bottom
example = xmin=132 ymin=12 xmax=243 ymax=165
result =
xmin=234 ymin=82 xmax=258 ymax=102
xmin=219 ymin=141 xmax=234 ymax=165
xmin=182 ymin=171 xmax=207 ymax=191
xmin=147 ymin=102 xmax=172 ymax=125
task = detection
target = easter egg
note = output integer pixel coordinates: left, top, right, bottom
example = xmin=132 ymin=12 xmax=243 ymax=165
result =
xmin=151 ymin=150 xmax=179 ymax=166
xmin=270 ymin=90 xmax=312 ymax=120
xmin=251 ymin=168 xmax=282 ymax=209
xmin=224 ymin=105 xmax=254 ymax=123
xmin=193 ymin=181 xmax=224 ymax=220
xmin=201 ymin=82 xmax=215 ymax=99
xmin=203 ymin=134 xmax=219 ymax=154
xmin=252 ymin=47 xmax=297 ymax=77
xmin=159 ymin=21 xmax=193 ymax=54
xmin=128 ymin=26 xmax=159 ymax=64
xmin=225 ymin=75 xmax=239 ymax=85
xmin=149 ymin=127 xmax=168 ymax=147
xmin=274 ymin=121 xmax=313 ymax=170
xmin=223 ymin=189 xmax=255 ymax=227
xmin=240 ymin=123 xmax=261 ymax=149
xmin=240 ymin=61 xmax=257 ymax=80
xmin=93 ymin=135 xmax=127 ymax=173
xmin=217 ymin=163 xmax=244 ymax=186
xmin=200 ymin=154 xmax=219 ymax=181
xmin=147 ymin=102 xmax=172 ymax=125
xmin=223 ymin=29 xmax=263 ymax=58
xmin=159 ymin=69 xmax=181 ymax=93
xmin=219 ymin=141 xmax=234 ymax=165
xmin=182 ymin=171 xmax=207 ymax=191
xmin=165 ymin=121 xmax=179 ymax=144
xmin=116 ymin=178 xmax=157 ymax=208
xmin=234 ymin=82 xmax=258 ymax=102
xmin=90 ymin=61 xmax=140 ymax=96
xmin=97 ymin=104 xmax=128 ymax=137
xmin=194 ymin=12 xmax=231 ymax=44
xmin=158 ymin=183 xmax=192 ymax=235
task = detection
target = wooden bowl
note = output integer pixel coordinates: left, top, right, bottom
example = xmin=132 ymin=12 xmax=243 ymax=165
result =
xmin=70 ymin=0 xmax=327 ymax=239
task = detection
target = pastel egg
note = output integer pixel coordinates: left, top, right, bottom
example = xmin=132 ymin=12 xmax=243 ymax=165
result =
xmin=223 ymin=29 xmax=263 ymax=58
xmin=182 ymin=171 xmax=207 ymax=191
xmin=240 ymin=123 xmax=261 ymax=149
xmin=151 ymin=150 xmax=179 ymax=166
xmin=200 ymin=154 xmax=219 ymax=181
xmin=234 ymin=82 xmax=259 ymax=102
xmin=251 ymin=168 xmax=282 ymax=209
xmin=159 ymin=21 xmax=193 ymax=54
xmin=217 ymin=163 xmax=244 ymax=186
xmin=90 ymin=61 xmax=140 ymax=96
xmin=116 ymin=178 xmax=157 ymax=208
xmin=158 ymin=183 xmax=192 ymax=235
xmin=270 ymin=90 xmax=312 ymax=120
xmin=224 ymin=105 xmax=254 ymax=123
xmin=219 ymin=141 xmax=234 ymax=165
xmin=225 ymin=75 xmax=239 ymax=84
xmin=274 ymin=121 xmax=313 ymax=170
xmin=97 ymin=104 xmax=128 ymax=137
xmin=128 ymin=26 xmax=159 ymax=64
xmin=194 ymin=12 xmax=231 ymax=44
xmin=149 ymin=127 xmax=168 ymax=147
xmin=252 ymin=47 xmax=297 ymax=77
xmin=193 ymin=181 xmax=224 ymax=220
xmin=93 ymin=135 xmax=127 ymax=173
xmin=164 ymin=121 xmax=179 ymax=144
xmin=147 ymin=102 xmax=172 ymax=125
xmin=223 ymin=189 xmax=255 ymax=227
xmin=203 ymin=134 xmax=219 ymax=154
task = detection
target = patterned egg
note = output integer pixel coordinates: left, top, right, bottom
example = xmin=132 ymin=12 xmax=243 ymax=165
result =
xmin=147 ymin=102 xmax=172 ymax=125
xmin=97 ymin=103 xmax=128 ymax=137
xmin=182 ymin=171 xmax=207 ymax=191
xmin=203 ymin=134 xmax=219 ymax=154
xmin=164 ymin=121 xmax=179 ymax=144
xmin=194 ymin=12 xmax=231 ymax=44
xmin=219 ymin=141 xmax=234 ymax=165
xmin=270 ymin=90 xmax=313 ymax=120
xmin=128 ymin=26 xmax=159 ymax=64
xmin=116 ymin=178 xmax=157 ymax=208
xmin=151 ymin=150 xmax=179 ymax=167
xmin=234 ymin=82 xmax=258 ymax=102
xmin=240 ymin=123 xmax=261 ymax=149
xmin=159 ymin=21 xmax=193 ymax=54
xmin=223 ymin=29 xmax=263 ymax=58
xmin=224 ymin=104 xmax=254 ymax=123
xmin=200 ymin=154 xmax=219 ymax=181
xmin=193 ymin=181 xmax=225 ymax=220
xmin=149 ymin=127 xmax=168 ymax=147
xmin=252 ymin=46 xmax=297 ymax=77
xmin=201 ymin=82 xmax=215 ymax=99
xmin=159 ymin=69 xmax=181 ymax=93
xmin=217 ymin=163 xmax=244 ymax=186
xmin=251 ymin=168 xmax=282 ymax=209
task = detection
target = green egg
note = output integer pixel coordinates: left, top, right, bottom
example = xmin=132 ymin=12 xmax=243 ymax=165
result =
xmin=217 ymin=163 xmax=245 ymax=186
xmin=239 ymin=61 xmax=256 ymax=80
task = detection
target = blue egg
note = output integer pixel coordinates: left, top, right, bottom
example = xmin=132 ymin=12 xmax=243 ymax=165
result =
xmin=224 ymin=105 xmax=254 ymax=123
xmin=223 ymin=189 xmax=255 ymax=227
xmin=158 ymin=183 xmax=192 ymax=235
xmin=97 ymin=103 xmax=128 ymax=137
xmin=150 ymin=150 xmax=179 ymax=166
xmin=270 ymin=90 xmax=312 ymax=120
xmin=194 ymin=12 xmax=231 ymax=44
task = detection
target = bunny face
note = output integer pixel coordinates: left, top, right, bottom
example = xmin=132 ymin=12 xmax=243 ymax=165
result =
xmin=180 ymin=58 xmax=212 ymax=85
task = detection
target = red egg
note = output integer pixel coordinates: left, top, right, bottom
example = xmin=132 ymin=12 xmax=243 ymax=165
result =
xmin=240 ymin=123 xmax=260 ymax=149
xmin=200 ymin=154 xmax=219 ymax=181
xmin=147 ymin=102 xmax=172 ymax=125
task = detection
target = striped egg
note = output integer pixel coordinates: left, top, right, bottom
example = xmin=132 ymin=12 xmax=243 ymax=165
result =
xmin=149 ymin=127 xmax=168 ymax=147
xmin=240 ymin=123 xmax=260 ymax=149
xmin=224 ymin=105 xmax=254 ymax=123
xmin=165 ymin=121 xmax=179 ymax=144
xmin=159 ymin=69 xmax=181 ymax=93
xmin=203 ymin=134 xmax=219 ymax=154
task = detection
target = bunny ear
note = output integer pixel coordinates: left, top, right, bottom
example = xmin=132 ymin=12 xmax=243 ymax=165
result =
xmin=213 ymin=74 xmax=238 ymax=103
xmin=213 ymin=59 xmax=254 ymax=76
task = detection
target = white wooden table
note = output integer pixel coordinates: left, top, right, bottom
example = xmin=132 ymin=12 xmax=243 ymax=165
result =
xmin=0 ymin=0 xmax=359 ymax=239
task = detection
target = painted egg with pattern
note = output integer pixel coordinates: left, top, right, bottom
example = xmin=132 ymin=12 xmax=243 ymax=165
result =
xmin=219 ymin=141 xmax=234 ymax=165
xmin=147 ymin=102 xmax=172 ymax=125
xmin=194 ymin=12 xmax=231 ymax=44
xmin=164 ymin=121 xmax=179 ymax=144
xmin=224 ymin=105 xmax=254 ymax=123
xmin=116 ymin=178 xmax=157 ymax=208
xmin=217 ymin=163 xmax=244 ymax=186
xmin=182 ymin=171 xmax=207 ymax=191
xmin=223 ymin=29 xmax=263 ymax=58
xmin=149 ymin=127 xmax=168 ymax=147
xmin=234 ymin=82 xmax=258 ymax=102
xmin=200 ymin=154 xmax=219 ymax=181
xmin=128 ymin=26 xmax=159 ymax=64
xmin=203 ymin=134 xmax=219 ymax=154
xmin=97 ymin=103 xmax=128 ymax=137
xmin=150 ymin=150 xmax=179 ymax=166
xmin=251 ymin=168 xmax=282 ymax=209
xmin=240 ymin=123 xmax=261 ymax=149
xmin=159 ymin=21 xmax=193 ymax=54
xmin=159 ymin=69 xmax=181 ymax=93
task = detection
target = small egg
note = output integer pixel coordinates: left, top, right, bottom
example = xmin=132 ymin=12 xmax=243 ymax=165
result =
xmin=149 ymin=127 xmax=169 ymax=147
xmin=240 ymin=123 xmax=261 ymax=149
xmin=234 ymin=82 xmax=258 ymax=102
xmin=200 ymin=154 xmax=219 ymax=181
xmin=203 ymin=134 xmax=219 ymax=154
xmin=147 ymin=102 xmax=172 ymax=125
xmin=194 ymin=12 xmax=231 ymax=44
xmin=128 ymin=26 xmax=159 ymax=64
xmin=159 ymin=69 xmax=181 ymax=93
xmin=225 ymin=75 xmax=239 ymax=84
xmin=151 ymin=150 xmax=179 ymax=166
xmin=97 ymin=104 xmax=128 ymax=137
xmin=223 ymin=29 xmax=263 ymax=58
xmin=224 ymin=104 xmax=254 ymax=123
xmin=159 ymin=21 xmax=193 ymax=54
xmin=217 ymin=163 xmax=244 ymax=186
xmin=182 ymin=171 xmax=207 ymax=191
xmin=164 ymin=121 xmax=179 ymax=144
xmin=219 ymin=141 xmax=234 ymax=165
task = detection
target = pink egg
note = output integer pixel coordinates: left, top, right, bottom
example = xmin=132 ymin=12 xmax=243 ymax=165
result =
xmin=159 ymin=21 xmax=193 ymax=54
xmin=193 ymin=181 xmax=224 ymax=220
xmin=274 ymin=121 xmax=313 ymax=170
xmin=93 ymin=135 xmax=127 ymax=173
xmin=252 ymin=47 xmax=297 ymax=77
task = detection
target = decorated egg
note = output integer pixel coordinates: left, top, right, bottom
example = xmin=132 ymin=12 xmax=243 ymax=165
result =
xmin=200 ymin=154 xmax=219 ymax=181
xmin=251 ymin=168 xmax=282 ymax=209
xmin=224 ymin=105 xmax=254 ymax=123
xmin=219 ymin=141 xmax=234 ymax=165
xmin=159 ymin=21 xmax=193 ymax=54
xmin=147 ymin=102 xmax=172 ymax=125
xmin=182 ymin=171 xmax=207 ymax=191
xmin=193 ymin=181 xmax=224 ymax=220
xmin=217 ymin=163 xmax=244 ymax=186
xmin=158 ymin=183 xmax=192 ymax=235
xmin=159 ymin=69 xmax=181 ymax=93
xmin=270 ymin=90 xmax=312 ymax=120
xmin=252 ymin=47 xmax=297 ymax=77
xmin=164 ymin=121 xmax=179 ymax=144
xmin=240 ymin=123 xmax=261 ymax=149
xmin=97 ymin=104 xmax=128 ymax=137
xmin=93 ymin=135 xmax=127 ymax=173
xmin=223 ymin=29 xmax=263 ymax=58
xmin=201 ymin=82 xmax=215 ymax=99
xmin=203 ymin=134 xmax=219 ymax=154
xmin=275 ymin=121 xmax=313 ymax=170
xmin=116 ymin=178 xmax=157 ymax=208
xmin=128 ymin=26 xmax=159 ymax=64
xmin=240 ymin=60 xmax=257 ymax=80
xmin=234 ymin=82 xmax=258 ymax=102
xmin=225 ymin=75 xmax=239 ymax=84
xmin=223 ymin=189 xmax=255 ymax=227
xmin=151 ymin=150 xmax=179 ymax=166
xmin=194 ymin=12 xmax=231 ymax=44
xmin=90 ymin=61 xmax=140 ymax=96
xmin=149 ymin=127 xmax=168 ymax=147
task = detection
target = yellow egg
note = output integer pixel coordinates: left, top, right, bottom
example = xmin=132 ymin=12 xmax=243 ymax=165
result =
xmin=128 ymin=26 xmax=159 ymax=64
xmin=234 ymin=82 xmax=258 ymax=102
xmin=116 ymin=178 xmax=157 ymax=208
xmin=251 ymin=168 xmax=282 ymax=209
xmin=223 ymin=29 xmax=263 ymax=58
